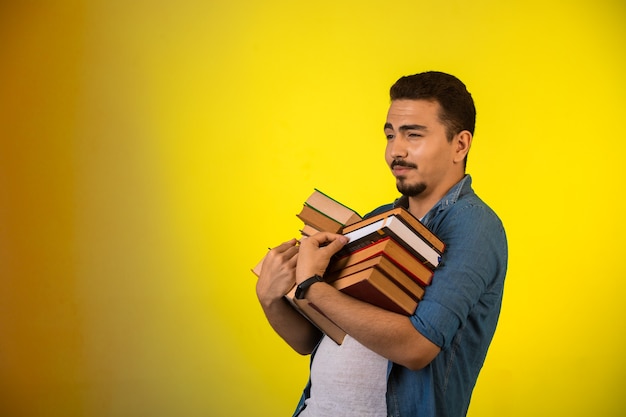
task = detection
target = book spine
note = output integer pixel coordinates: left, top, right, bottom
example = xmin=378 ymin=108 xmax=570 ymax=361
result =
xmin=381 ymin=226 xmax=440 ymax=270
xmin=393 ymin=214 xmax=444 ymax=255
xmin=380 ymin=252 xmax=433 ymax=288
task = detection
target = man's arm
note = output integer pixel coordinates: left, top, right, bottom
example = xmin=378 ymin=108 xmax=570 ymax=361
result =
xmin=296 ymin=232 xmax=441 ymax=370
xmin=256 ymin=238 xmax=322 ymax=354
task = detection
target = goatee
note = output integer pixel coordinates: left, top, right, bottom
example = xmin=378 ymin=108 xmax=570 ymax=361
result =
xmin=391 ymin=159 xmax=424 ymax=196
xmin=396 ymin=179 xmax=426 ymax=197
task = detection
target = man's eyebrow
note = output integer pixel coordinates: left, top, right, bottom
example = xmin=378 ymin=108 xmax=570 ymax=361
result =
xmin=399 ymin=124 xmax=428 ymax=131
xmin=384 ymin=123 xmax=428 ymax=131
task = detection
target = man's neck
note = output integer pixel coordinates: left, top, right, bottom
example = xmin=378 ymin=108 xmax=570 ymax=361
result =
xmin=406 ymin=174 xmax=465 ymax=220
xmin=407 ymin=198 xmax=437 ymax=221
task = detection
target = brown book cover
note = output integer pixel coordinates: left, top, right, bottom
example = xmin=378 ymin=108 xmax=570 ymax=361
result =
xmin=329 ymin=266 xmax=418 ymax=315
xmin=285 ymin=286 xmax=346 ymax=345
xmin=329 ymin=236 xmax=434 ymax=287
xmin=252 ymin=255 xmax=265 ymax=277
xmin=296 ymin=204 xmax=344 ymax=233
xmin=299 ymin=223 xmax=320 ymax=237
xmin=326 ymin=254 xmax=425 ymax=301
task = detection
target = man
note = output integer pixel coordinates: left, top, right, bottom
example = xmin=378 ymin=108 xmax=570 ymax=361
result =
xmin=256 ymin=71 xmax=508 ymax=416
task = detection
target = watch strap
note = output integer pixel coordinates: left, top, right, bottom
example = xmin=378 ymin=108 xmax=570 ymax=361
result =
xmin=294 ymin=274 xmax=323 ymax=299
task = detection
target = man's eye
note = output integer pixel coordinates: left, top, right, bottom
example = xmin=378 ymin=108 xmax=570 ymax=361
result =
xmin=386 ymin=134 xmax=395 ymax=140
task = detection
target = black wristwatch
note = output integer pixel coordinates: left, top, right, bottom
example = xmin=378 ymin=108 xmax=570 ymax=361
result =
xmin=294 ymin=274 xmax=324 ymax=299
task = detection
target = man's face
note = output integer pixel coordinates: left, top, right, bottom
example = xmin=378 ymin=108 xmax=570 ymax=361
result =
xmin=384 ymin=99 xmax=457 ymax=198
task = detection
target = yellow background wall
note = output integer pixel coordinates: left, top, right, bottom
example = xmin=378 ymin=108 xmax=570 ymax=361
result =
xmin=1 ymin=1 xmax=624 ymax=416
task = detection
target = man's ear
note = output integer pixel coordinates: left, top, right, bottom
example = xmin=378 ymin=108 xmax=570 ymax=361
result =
xmin=453 ymin=130 xmax=472 ymax=164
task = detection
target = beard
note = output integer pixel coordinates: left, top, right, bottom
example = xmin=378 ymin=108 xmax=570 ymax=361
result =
xmin=396 ymin=178 xmax=427 ymax=197
xmin=391 ymin=159 xmax=426 ymax=197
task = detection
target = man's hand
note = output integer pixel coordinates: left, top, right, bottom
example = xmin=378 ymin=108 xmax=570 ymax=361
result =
xmin=256 ymin=238 xmax=299 ymax=305
xmin=255 ymin=237 xmax=324 ymax=354
xmin=296 ymin=232 xmax=348 ymax=284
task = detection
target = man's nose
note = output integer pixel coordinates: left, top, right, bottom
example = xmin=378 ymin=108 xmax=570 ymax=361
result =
xmin=389 ymin=136 xmax=408 ymax=158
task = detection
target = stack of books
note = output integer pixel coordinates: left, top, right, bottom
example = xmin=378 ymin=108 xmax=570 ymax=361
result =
xmin=253 ymin=189 xmax=444 ymax=344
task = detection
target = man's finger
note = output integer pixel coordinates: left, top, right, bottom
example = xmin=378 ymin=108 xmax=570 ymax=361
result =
xmin=271 ymin=238 xmax=299 ymax=253
xmin=306 ymin=232 xmax=346 ymax=247
xmin=320 ymin=234 xmax=349 ymax=255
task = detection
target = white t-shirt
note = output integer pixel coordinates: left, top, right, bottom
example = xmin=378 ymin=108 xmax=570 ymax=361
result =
xmin=299 ymin=335 xmax=388 ymax=417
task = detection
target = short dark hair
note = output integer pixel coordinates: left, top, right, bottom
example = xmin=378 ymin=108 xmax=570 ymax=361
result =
xmin=390 ymin=71 xmax=476 ymax=141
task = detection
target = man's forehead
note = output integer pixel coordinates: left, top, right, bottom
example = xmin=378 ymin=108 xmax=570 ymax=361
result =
xmin=386 ymin=99 xmax=441 ymax=126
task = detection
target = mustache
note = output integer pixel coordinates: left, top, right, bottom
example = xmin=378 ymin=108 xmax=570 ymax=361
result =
xmin=391 ymin=159 xmax=417 ymax=169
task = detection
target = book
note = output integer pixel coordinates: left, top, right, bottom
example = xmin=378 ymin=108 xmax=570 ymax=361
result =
xmin=325 ymin=254 xmax=425 ymax=301
xmin=340 ymin=213 xmax=442 ymax=270
xmin=299 ymin=223 xmax=320 ymax=237
xmin=328 ymin=266 xmax=418 ymax=315
xmin=252 ymin=256 xmax=265 ymax=277
xmin=296 ymin=204 xmax=344 ymax=233
xmin=304 ymin=188 xmax=362 ymax=227
xmin=328 ymin=236 xmax=434 ymax=287
xmin=285 ymin=286 xmax=346 ymax=345
xmin=342 ymin=207 xmax=445 ymax=254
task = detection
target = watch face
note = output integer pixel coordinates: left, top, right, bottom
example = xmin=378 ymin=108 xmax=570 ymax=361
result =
xmin=295 ymin=275 xmax=322 ymax=299
xmin=295 ymin=285 xmax=304 ymax=299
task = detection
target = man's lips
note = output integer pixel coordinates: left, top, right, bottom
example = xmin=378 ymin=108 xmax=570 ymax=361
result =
xmin=393 ymin=166 xmax=411 ymax=173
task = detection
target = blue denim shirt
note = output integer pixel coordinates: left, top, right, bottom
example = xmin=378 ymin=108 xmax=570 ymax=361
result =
xmin=294 ymin=175 xmax=508 ymax=417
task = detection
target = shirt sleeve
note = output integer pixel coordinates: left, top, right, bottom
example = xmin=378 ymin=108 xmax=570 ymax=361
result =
xmin=410 ymin=202 xmax=507 ymax=350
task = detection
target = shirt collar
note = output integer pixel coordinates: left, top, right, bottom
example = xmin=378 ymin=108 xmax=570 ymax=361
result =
xmin=393 ymin=174 xmax=472 ymax=223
